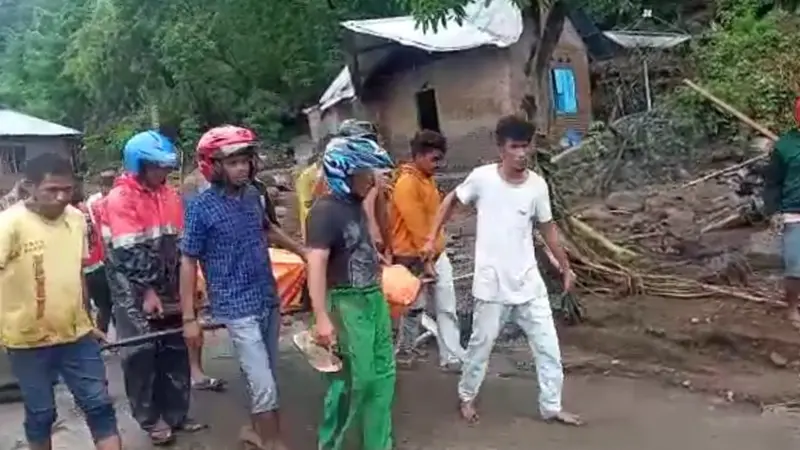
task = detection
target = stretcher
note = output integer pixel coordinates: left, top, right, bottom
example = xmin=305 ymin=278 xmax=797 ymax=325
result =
xmin=100 ymin=321 xmax=225 ymax=351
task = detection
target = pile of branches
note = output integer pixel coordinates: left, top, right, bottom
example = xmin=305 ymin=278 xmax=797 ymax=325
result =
xmin=550 ymin=108 xmax=715 ymax=199
xmin=532 ymin=110 xmax=777 ymax=309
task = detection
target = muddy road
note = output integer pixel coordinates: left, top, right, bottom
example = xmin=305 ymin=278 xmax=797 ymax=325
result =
xmin=1 ymin=328 xmax=798 ymax=450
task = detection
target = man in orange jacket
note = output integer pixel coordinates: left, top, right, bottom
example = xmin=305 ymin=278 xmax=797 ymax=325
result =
xmin=390 ymin=130 xmax=465 ymax=370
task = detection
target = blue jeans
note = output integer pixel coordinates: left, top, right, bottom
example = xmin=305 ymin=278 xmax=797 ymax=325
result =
xmin=783 ymin=222 xmax=800 ymax=278
xmin=223 ymin=306 xmax=280 ymax=414
xmin=7 ymin=334 xmax=118 ymax=445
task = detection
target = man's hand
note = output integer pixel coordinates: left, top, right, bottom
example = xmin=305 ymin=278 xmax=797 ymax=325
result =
xmin=378 ymin=249 xmax=393 ymax=266
xmin=423 ymin=259 xmax=437 ymax=280
xmin=91 ymin=328 xmax=109 ymax=344
xmin=421 ymin=236 xmax=437 ymax=259
xmin=183 ymin=319 xmax=203 ymax=349
xmin=769 ymin=214 xmax=784 ymax=235
xmin=561 ymin=268 xmax=576 ymax=293
xmin=143 ymin=290 xmax=164 ymax=317
xmin=313 ymin=314 xmax=336 ymax=348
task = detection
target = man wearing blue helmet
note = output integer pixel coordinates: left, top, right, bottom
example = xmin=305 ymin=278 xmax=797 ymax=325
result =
xmin=104 ymin=130 xmax=205 ymax=446
xmin=305 ymin=136 xmax=396 ymax=450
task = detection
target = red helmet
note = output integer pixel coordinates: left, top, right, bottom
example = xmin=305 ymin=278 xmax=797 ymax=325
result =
xmin=196 ymin=125 xmax=258 ymax=179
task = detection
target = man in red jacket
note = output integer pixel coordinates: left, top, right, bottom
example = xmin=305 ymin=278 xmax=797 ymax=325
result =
xmin=105 ymin=130 xmax=205 ymax=446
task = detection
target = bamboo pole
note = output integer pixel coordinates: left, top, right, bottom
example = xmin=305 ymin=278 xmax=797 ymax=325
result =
xmin=680 ymin=79 xmax=778 ymax=188
xmin=681 ymin=80 xmax=778 ymax=140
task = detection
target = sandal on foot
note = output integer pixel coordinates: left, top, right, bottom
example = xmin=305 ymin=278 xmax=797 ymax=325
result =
xmin=148 ymin=427 xmax=175 ymax=446
xmin=175 ymin=419 xmax=209 ymax=433
xmin=192 ymin=377 xmax=227 ymax=392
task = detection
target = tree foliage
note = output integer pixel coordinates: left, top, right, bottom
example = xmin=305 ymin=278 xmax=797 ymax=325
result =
xmin=675 ymin=0 xmax=800 ymax=135
xmin=0 ymin=0 xmax=404 ymax=166
xmin=1 ymin=0 xmax=798 ymax=168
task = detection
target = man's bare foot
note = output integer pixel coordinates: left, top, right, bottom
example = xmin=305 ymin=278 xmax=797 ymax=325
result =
xmin=788 ymin=307 xmax=800 ymax=331
xmin=543 ymin=411 xmax=584 ymax=426
xmin=459 ymin=401 xmax=479 ymax=424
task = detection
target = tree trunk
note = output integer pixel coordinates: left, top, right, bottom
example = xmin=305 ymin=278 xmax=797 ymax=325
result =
xmin=521 ymin=0 xmax=567 ymax=136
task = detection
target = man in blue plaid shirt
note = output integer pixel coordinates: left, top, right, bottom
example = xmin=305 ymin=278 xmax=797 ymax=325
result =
xmin=179 ymin=126 xmax=305 ymax=450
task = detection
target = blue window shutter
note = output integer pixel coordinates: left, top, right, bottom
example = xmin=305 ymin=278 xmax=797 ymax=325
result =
xmin=551 ymin=68 xmax=578 ymax=115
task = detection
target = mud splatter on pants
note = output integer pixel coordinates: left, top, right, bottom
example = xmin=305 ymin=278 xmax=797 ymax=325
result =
xmin=458 ymin=296 xmax=564 ymax=417
xmin=318 ymin=285 xmax=395 ymax=450
xmin=118 ymin=316 xmax=191 ymax=431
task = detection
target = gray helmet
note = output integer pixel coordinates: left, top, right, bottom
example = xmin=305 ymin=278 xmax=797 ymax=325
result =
xmin=336 ymin=119 xmax=378 ymax=141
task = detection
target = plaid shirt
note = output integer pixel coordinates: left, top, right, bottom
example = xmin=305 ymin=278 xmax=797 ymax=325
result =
xmin=180 ymin=184 xmax=278 ymax=320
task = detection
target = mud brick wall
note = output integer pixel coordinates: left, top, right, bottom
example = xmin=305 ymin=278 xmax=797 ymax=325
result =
xmin=361 ymin=18 xmax=592 ymax=170
xmin=364 ymin=46 xmax=514 ymax=171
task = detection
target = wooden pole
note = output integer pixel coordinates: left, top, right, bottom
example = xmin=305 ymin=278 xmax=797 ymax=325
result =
xmin=643 ymin=59 xmax=652 ymax=111
xmin=681 ymin=79 xmax=778 ymax=140
xmin=680 ymin=79 xmax=779 ymax=188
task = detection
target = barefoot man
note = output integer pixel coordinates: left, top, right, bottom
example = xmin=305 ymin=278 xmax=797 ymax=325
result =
xmin=424 ymin=115 xmax=582 ymax=425
xmin=764 ymin=96 xmax=800 ymax=329
xmin=306 ymin=136 xmax=396 ymax=450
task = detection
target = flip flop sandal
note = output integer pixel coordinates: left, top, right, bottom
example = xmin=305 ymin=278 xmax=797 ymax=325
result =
xmin=149 ymin=427 xmax=175 ymax=446
xmin=175 ymin=419 xmax=209 ymax=433
xmin=192 ymin=377 xmax=227 ymax=392
xmin=292 ymin=329 xmax=342 ymax=373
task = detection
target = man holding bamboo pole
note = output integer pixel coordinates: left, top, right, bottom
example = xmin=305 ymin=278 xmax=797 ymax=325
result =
xmin=763 ymin=96 xmax=800 ymax=330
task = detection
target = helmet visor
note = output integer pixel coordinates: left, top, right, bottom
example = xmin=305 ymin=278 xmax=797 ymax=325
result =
xmin=215 ymin=142 xmax=259 ymax=159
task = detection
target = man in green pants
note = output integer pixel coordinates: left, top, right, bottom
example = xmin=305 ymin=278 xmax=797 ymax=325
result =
xmin=305 ymin=135 xmax=395 ymax=450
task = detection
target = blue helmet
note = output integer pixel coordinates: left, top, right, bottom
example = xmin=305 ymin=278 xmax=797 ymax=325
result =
xmin=122 ymin=130 xmax=178 ymax=175
xmin=322 ymin=136 xmax=393 ymax=196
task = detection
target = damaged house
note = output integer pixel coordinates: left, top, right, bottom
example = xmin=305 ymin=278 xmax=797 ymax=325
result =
xmin=305 ymin=1 xmax=602 ymax=168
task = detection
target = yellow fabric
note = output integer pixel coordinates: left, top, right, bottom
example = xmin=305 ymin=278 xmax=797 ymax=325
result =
xmin=389 ymin=164 xmax=445 ymax=257
xmin=295 ymin=163 xmax=321 ymax=241
xmin=0 ymin=204 xmax=93 ymax=348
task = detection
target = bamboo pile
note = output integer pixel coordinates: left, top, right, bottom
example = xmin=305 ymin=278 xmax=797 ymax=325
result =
xmin=533 ymin=79 xmax=781 ymax=306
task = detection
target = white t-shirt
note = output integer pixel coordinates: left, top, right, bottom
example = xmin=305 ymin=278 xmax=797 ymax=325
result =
xmin=455 ymin=164 xmax=552 ymax=304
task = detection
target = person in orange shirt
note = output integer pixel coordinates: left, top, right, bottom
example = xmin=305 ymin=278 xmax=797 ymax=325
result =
xmin=390 ymin=130 xmax=465 ymax=370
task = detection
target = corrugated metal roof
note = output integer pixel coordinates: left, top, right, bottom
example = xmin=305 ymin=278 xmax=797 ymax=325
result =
xmin=319 ymin=67 xmax=356 ymax=112
xmin=313 ymin=0 xmax=523 ymax=113
xmin=341 ymin=0 xmax=522 ymax=53
xmin=0 ymin=109 xmax=82 ymax=137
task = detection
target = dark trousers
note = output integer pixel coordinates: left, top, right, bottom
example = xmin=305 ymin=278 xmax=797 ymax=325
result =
xmin=86 ymin=266 xmax=114 ymax=333
xmin=7 ymin=335 xmax=118 ymax=444
xmin=120 ymin=317 xmax=191 ymax=431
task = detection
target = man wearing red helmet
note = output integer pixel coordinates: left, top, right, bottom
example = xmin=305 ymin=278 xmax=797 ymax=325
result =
xmin=179 ymin=125 xmax=305 ymax=450
xmin=764 ymin=97 xmax=800 ymax=330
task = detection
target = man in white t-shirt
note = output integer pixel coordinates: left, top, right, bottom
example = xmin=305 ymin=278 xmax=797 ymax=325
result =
xmin=424 ymin=115 xmax=581 ymax=425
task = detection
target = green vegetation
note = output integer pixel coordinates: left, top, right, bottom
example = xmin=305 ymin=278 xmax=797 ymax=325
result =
xmin=0 ymin=0 xmax=799 ymax=167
